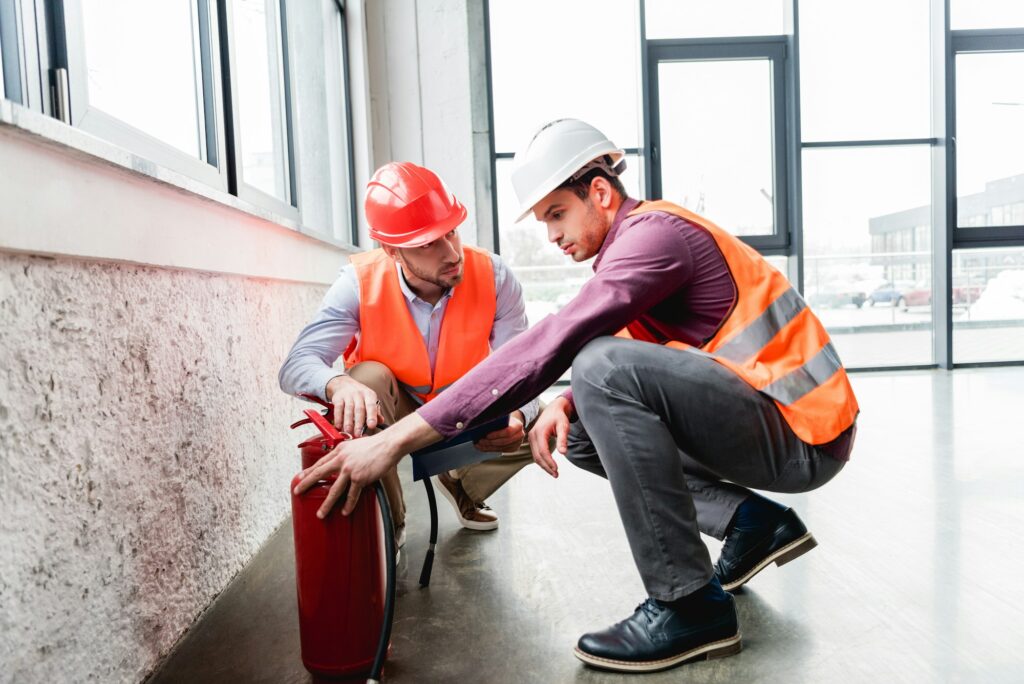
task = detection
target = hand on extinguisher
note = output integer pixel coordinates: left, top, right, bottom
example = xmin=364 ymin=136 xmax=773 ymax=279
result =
xmin=293 ymin=412 xmax=443 ymax=519
xmin=326 ymin=374 xmax=381 ymax=437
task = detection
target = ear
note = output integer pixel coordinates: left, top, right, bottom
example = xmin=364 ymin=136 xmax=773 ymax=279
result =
xmin=382 ymin=244 xmax=401 ymax=262
xmin=589 ymin=176 xmax=615 ymax=210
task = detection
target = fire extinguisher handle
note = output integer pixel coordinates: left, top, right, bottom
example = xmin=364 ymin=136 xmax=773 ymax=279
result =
xmin=369 ymin=481 xmax=397 ymax=684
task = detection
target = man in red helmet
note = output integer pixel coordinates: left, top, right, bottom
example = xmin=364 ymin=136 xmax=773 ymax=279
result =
xmin=280 ymin=161 xmax=537 ymax=544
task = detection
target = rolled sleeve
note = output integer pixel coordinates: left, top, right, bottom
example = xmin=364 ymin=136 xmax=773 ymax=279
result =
xmin=278 ymin=266 xmax=360 ymax=402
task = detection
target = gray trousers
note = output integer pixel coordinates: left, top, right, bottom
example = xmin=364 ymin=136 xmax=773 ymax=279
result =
xmin=566 ymin=337 xmax=845 ymax=601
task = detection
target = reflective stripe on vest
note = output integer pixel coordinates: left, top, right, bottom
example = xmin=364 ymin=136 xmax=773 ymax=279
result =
xmin=626 ymin=201 xmax=858 ymax=444
xmin=344 ymin=246 xmax=496 ymax=403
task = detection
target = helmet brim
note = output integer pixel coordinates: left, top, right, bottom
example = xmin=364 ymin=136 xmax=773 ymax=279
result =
xmin=370 ymin=200 xmax=468 ymax=248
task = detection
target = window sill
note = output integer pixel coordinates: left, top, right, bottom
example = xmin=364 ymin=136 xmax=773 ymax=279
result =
xmin=0 ymin=100 xmax=357 ymax=285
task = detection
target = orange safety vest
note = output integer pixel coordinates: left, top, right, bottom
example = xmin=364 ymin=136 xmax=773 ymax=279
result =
xmin=344 ymin=246 xmax=496 ymax=403
xmin=619 ymin=201 xmax=859 ymax=445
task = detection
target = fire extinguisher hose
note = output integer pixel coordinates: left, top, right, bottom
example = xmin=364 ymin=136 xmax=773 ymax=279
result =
xmin=418 ymin=479 xmax=438 ymax=587
xmin=368 ymin=481 xmax=397 ymax=684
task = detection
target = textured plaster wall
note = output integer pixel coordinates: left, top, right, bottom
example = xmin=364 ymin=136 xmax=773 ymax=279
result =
xmin=0 ymin=252 xmax=329 ymax=682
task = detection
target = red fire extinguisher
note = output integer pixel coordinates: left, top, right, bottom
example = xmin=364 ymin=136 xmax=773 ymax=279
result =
xmin=290 ymin=397 xmax=397 ymax=682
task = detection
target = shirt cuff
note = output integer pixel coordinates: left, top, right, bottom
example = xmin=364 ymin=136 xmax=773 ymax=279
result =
xmin=311 ymin=367 xmax=346 ymax=402
xmin=560 ymin=389 xmax=576 ymax=419
xmin=517 ymin=398 xmax=541 ymax=429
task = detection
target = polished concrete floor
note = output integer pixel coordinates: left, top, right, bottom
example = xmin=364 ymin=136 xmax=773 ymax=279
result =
xmin=149 ymin=368 xmax=1024 ymax=683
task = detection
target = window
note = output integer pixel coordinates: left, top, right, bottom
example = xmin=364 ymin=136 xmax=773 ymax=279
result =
xmin=480 ymin=0 xmax=1024 ymax=370
xmin=489 ymin=0 xmax=640 ymax=156
xmin=62 ymin=0 xmax=226 ymax=188
xmin=799 ymin=0 xmax=930 ymax=143
xmin=2 ymin=0 xmax=359 ymax=252
xmin=954 ymin=51 xmax=1024 ymax=230
xmin=802 ymin=146 xmax=933 ymax=368
xmin=953 ymin=247 xmax=1024 ymax=363
xmin=224 ymin=0 xmax=295 ymax=213
xmin=952 ymin=1 xmax=1024 ymax=30
xmin=1 ymin=0 xmax=22 ymax=103
xmin=645 ymin=0 xmax=784 ymax=40
xmin=651 ymin=50 xmax=781 ymax=239
xmin=287 ymin=0 xmax=355 ymax=243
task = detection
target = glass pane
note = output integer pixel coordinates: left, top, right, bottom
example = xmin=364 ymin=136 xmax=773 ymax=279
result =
xmin=326 ymin=5 xmax=352 ymax=242
xmin=953 ymin=247 xmax=1024 ymax=363
xmin=81 ymin=0 xmax=203 ymax=157
xmin=799 ymin=0 xmax=930 ymax=142
xmin=496 ymin=155 xmax=643 ymax=330
xmin=645 ymin=0 xmax=784 ymax=39
xmin=802 ymin=146 xmax=933 ymax=367
xmin=657 ymin=59 xmax=774 ymax=236
xmin=489 ymin=0 xmax=640 ymax=151
xmin=952 ymin=1 xmax=1024 ymax=30
xmin=233 ymin=0 xmax=290 ymax=201
xmin=1 ymin=1 xmax=24 ymax=104
xmin=955 ymin=52 xmax=1024 ymax=228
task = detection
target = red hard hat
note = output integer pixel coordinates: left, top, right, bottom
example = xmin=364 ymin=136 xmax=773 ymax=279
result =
xmin=364 ymin=162 xmax=467 ymax=247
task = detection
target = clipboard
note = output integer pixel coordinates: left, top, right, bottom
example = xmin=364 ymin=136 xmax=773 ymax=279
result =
xmin=410 ymin=414 xmax=510 ymax=481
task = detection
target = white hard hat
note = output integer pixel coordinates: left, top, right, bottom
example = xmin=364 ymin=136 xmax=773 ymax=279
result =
xmin=510 ymin=118 xmax=626 ymax=222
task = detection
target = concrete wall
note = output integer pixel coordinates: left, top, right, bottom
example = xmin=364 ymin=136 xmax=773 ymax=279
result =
xmin=0 ymin=252 xmax=324 ymax=682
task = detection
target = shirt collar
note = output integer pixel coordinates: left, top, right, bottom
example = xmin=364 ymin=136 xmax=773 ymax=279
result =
xmin=394 ymin=260 xmax=453 ymax=305
xmin=593 ymin=196 xmax=642 ymax=271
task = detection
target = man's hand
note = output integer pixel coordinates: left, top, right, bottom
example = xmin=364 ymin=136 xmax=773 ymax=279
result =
xmin=474 ymin=410 xmax=526 ymax=453
xmin=326 ymin=374 xmax=380 ymax=436
xmin=527 ymin=397 xmax=572 ymax=478
xmin=294 ymin=432 xmax=400 ymax=518
xmin=293 ymin=412 xmax=441 ymax=518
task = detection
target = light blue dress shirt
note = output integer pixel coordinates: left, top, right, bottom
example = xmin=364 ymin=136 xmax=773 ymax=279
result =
xmin=279 ymin=252 xmax=539 ymax=426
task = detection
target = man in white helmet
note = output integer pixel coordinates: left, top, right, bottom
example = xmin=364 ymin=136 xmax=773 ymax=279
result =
xmin=294 ymin=119 xmax=858 ymax=674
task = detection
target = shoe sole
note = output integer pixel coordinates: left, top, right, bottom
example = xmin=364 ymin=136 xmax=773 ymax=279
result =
xmin=573 ymin=633 xmax=742 ymax=673
xmin=433 ymin=477 xmax=498 ymax=531
xmin=721 ymin=532 xmax=817 ymax=592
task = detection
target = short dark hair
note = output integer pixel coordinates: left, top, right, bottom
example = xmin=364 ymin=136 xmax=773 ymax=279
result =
xmin=556 ymin=166 xmax=627 ymax=203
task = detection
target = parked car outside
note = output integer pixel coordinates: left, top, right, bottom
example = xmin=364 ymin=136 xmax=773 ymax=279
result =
xmin=868 ymin=279 xmax=984 ymax=308
xmin=807 ymin=281 xmax=868 ymax=309
xmin=867 ymin=281 xmax=915 ymax=307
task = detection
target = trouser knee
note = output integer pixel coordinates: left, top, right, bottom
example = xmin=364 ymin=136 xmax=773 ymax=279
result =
xmin=570 ymin=337 xmax=638 ymax=403
xmin=564 ymin=421 xmax=607 ymax=478
xmin=345 ymin=360 xmax=397 ymax=395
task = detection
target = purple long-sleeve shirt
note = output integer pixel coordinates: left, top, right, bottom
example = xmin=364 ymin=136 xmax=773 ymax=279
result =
xmin=417 ymin=197 xmax=737 ymax=435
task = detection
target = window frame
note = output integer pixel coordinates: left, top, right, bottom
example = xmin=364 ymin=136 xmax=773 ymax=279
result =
xmin=333 ymin=0 xmax=358 ymax=246
xmin=217 ymin=0 xmax=299 ymax=219
xmin=950 ymin=28 xmax=1024 ymax=249
xmin=646 ymin=36 xmax=791 ymax=253
xmin=59 ymin=0 xmax=229 ymax=192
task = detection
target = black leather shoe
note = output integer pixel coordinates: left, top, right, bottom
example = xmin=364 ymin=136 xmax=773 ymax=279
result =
xmin=574 ymin=596 xmax=741 ymax=673
xmin=714 ymin=507 xmax=817 ymax=591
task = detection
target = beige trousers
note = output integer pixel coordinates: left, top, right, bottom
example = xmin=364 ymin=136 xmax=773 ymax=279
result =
xmin=347 ymin=361 xmax=533 ymax=529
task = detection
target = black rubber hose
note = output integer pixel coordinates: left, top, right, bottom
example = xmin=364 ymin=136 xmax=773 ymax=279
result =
xmin=368 ymin=482 xmax=396 ymax=684
xmin=418 ymin=478 xmax=438 ymax=587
